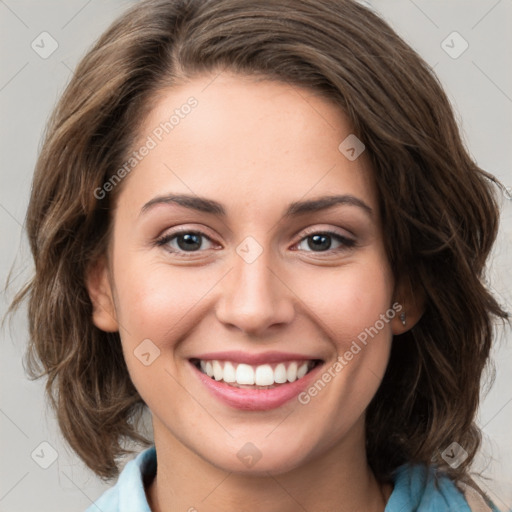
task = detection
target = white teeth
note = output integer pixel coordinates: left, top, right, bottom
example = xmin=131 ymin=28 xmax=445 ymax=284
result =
xmin=212 ymin=360 xmax=223 ymax=381
xmin=274 ymin=363 xmax=288 ymax=383
xmin=255 ymin=364 xmax=274 ymax=386
xmin=223 ymin=361 xmax=236 ymax=383
xmin=287 ymin=362 xmax=298 ymax=382
xmin=236 ymin=363 xmax=255 ymax=385
xmin=195 ymin=359 xmax=317 ymax=386
xmin=297 ymin=362 xmax=308 ymax=379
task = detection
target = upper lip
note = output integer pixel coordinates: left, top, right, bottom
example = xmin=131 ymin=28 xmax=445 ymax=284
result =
xmin=189 ymin=350 xmax=324 ymax=366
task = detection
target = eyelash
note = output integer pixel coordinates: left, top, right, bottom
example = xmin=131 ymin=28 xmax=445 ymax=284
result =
xmin=155 ymin=227 xmax=356 ymax=257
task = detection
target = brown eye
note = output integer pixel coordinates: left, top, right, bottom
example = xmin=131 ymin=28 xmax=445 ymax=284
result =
xmin=156 ymin=230 xmax=215 ymax=254
xmin=295 ymin=231 xmax=356 ymax=253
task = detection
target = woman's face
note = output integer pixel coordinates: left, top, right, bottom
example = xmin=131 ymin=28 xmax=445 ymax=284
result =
xmin=90 ymin=72 xmax=404 ymax=474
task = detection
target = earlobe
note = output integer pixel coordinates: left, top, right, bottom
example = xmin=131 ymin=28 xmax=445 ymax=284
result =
xmin=391 ymin=280 xmax=426 ymax=335
xmin=391 ymin=308 xmax=414 ymax=335
xmin=85 ymin=256 xmax=119 ymax=332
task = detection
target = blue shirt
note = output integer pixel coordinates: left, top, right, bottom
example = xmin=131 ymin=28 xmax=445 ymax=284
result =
xmin=85 ymin=445 xmax=501 ymax=512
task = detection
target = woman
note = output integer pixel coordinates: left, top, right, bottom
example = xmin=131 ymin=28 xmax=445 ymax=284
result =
xmin=9 ymin=0 xmax=509 ymax=510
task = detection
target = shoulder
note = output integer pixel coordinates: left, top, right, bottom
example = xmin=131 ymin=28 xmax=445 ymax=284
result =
xmin=84 ymin=445 xmax=157 ymax=512
xmin=385 ymin=463 xmax=501 ymax=512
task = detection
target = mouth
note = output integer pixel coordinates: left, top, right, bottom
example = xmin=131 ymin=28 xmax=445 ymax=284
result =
xmin=189 ymin=358 xmax=324 ymax=390
xmin=187 ymin=350 xmax=327 ymax=410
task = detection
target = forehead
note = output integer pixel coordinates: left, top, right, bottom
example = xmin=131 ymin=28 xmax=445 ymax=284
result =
xmin=118 ymin=72 xmax=378 ymax=219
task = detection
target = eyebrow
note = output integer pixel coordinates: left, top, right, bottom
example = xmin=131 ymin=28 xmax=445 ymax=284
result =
xmin=140 ymin=193 xmax=373 ymax=219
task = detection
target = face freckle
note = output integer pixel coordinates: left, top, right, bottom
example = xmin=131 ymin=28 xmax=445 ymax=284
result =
xmin=102 ymin=71 xmax=397 ymax=476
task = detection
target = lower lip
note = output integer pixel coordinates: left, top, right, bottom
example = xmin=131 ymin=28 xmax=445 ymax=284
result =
xmin=190 ymin=361 xmax=324 ymax=411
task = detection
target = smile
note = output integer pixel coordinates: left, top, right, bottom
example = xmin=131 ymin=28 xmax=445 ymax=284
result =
xmin=191 ymin=358 xmax=322 ymax=388
xmin=188 ymin=354 xmax=325 ymax=411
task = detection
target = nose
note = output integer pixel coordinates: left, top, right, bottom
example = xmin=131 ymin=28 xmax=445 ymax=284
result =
xmin=215 ymin=240 xmax=295 ymax=336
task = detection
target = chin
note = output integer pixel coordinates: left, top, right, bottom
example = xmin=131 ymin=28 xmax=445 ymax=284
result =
xmin=200 ymin=436 xmax=318 ymax=476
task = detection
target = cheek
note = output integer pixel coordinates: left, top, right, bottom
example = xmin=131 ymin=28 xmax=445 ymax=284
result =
xmin=110 ymin=258 xmax=217 ymax=406
xmin=303 ymin=257 xmax=394 ymax=351
xmin=293 ymin=270 xmax=394 ymax=449
xmin=113 ymin=258 xmax=214 ymax=347
xmin=294 ymin=255 xmax=394 ymax=413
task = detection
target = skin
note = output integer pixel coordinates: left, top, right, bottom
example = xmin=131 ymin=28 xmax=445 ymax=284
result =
xmin=87 ymin=71 xmax=423 ymax=512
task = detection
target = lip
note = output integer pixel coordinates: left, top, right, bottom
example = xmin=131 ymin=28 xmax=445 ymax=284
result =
xmin=189 ymin=358 xmax=325 ymax=411
xmin=190 ymin=350 xmax=321 ymax=365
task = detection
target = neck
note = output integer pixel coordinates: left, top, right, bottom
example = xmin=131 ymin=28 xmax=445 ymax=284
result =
xmin=145 ymin=418 xmax=393 ymax=512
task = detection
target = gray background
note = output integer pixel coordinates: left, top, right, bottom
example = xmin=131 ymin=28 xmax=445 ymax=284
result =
xmin=1 ymin=1 xmax=511 ymax=511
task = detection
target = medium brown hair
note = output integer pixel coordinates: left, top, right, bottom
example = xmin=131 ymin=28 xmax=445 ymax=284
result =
xmin=7 ymin=0 xmax=509 ymax=490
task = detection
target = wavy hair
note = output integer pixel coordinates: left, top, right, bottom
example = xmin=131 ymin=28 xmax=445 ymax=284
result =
xmin=7 ymin=0 xmax=509 ymax=490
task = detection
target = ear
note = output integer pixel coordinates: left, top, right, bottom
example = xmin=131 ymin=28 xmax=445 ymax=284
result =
xmin=390 ymin=277 xmax=426 ymax=335
xmin=85 ymin=256 xmax=119 ymax=332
